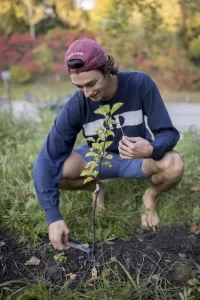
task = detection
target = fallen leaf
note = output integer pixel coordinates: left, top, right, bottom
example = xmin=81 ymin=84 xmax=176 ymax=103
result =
xmin=187 ymin=278 xmax=198 ymax=286
xmin=87 ymin=275 xmax=100 ymax=284
xmin=101 ymin=268 xmax=111 ymax=277
xmin=66 ymin=273 xmax=77 ymax=280
xmin=81 ymin=243 xmax=89 ymax=248
xmin=86 ymin=267 xmax=100 ymax=284
xmin=191 ymin=186 xmax=200 ymax=191
xmin=25 ymin=257 xmax=40 ymax=266
xmin=190 ymin=223 xmax=197 ymax=233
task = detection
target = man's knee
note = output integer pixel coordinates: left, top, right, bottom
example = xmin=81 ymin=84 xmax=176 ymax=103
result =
xmin=160 ymin=151 xmax=184 ymax=182
xmin=61 ymin=151 xmax=86 ymax=180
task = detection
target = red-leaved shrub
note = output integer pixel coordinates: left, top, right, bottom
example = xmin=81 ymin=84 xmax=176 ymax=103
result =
xmin=0 ymin=30 xmax=96 ymax=81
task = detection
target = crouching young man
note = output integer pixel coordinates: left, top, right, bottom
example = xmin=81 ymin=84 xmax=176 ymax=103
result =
xmin=33 ymin=38 xmax=184 ymax=251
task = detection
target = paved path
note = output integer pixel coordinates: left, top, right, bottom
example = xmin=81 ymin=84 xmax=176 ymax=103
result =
xmin=0 ymin=100 xmax=41 ymax=123
xmin=165 ymin=103 xmax=200 ymax=132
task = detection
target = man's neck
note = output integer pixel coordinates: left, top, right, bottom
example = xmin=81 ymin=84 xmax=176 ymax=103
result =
xmin=102 ymin=74 xmax=118 ymax=100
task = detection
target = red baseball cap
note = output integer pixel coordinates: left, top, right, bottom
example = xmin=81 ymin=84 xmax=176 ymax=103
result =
xmin=64 ymin=38 xmax=108 ymax=74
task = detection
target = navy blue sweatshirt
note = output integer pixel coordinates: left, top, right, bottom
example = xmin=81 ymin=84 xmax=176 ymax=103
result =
xmin=33 ymin=71 xmax=180 ymax=224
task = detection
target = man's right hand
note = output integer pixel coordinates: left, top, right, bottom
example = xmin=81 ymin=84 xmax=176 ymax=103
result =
xmin=49 ymin=220 xmax=70 ymax=250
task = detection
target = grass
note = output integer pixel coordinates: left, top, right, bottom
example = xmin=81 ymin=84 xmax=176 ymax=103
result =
xmin=0 ymin=277 xmax=180 ymax=300
xmin=0 ymin=105 xmax=200 ymax=299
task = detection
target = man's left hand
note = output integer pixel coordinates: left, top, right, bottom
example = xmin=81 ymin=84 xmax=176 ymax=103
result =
xmin=118 ymin=136 xmax=153 ymax=159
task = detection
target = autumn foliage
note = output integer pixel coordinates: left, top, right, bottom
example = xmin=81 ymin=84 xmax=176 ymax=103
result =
xmin=0 ymin=28 xmax=200 ymax=89
xmin=0 ymin=30 xmax=96 ymax=82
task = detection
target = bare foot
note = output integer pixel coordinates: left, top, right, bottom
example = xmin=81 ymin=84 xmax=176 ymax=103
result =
xmin=141 ymin=188 xmax=159 ymax=232
xmin=92 ymin=182 xmax=106 ymax=209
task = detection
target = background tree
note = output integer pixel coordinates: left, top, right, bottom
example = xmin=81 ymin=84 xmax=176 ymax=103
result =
xmin=177 ymin=0 xmax=200 ymax=64
xmin=0 ymin=0 xmax=88 ymax=38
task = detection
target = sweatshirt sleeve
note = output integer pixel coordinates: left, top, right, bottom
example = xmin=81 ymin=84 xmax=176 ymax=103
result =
xmin=33 ymin=94 xmax=82 ymax=224
xmin=141 ymin=74 xmax=180 ymax=160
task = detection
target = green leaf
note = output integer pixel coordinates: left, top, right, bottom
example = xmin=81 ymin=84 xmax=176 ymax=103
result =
xmin=105 ymin=115 xmax=110 ymax=122
xmin=105 ymin=154 xmax=113 ymax=159
xmin=94 ymin=107 xmax=107 ymax=116
xmin=86 ymin=137 xmax=95 ymax=142
xmin=105 ymin=141 xmax=112 ymax=150
xmin=85 ymin=161 xmax=97 ymax=169
xmin=107 ymin=120 xmax=118 ymax=125
xmin=106 ymin=131 xmax=115 ymax=138
xmin=110 ymin=103 xmax=124 ymax=115
xmin=90 ymin=162 xmax=97 ymax=171
xmin=92 ymin=143 xmax=103 ymax=151
xmin=101 ymin=104 xmax=110 ymax=114
xmin=80 ymin=169 xmax=92 ymax=176
xmin=102 ymin=162 xmax=112 ymax=167
xmin=83 ymin=177 xmax=94 ymax=184
xmin=85 ymin=152 xmax=101 ymax=160
xmin=100 ymin=142 xmax=105 ymax=148
xmin=92 ymin=170 xmax=99 ymax=178
xmin=85 ymin=152 xmax=97 ymax=158
xmin=97 ymin=137 xmax=102 ymax=143
xmin=95 ymin=127 xmax=105 ymax=134
xmin=97 ymin=134 xmax=105 ymax=142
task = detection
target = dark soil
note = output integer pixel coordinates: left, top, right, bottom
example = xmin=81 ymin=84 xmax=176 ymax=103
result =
xmin=1 ymin=226 xmax=200 ymax=290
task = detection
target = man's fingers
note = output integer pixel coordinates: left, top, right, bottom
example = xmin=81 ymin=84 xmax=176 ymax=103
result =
xmin=121 ymin=137 xmax=133 ymax=148
xmin=118 ymin=142 xmax=135 ymax=156
xmin=118 ymin=147 xmax=142 ymax=159
xmin=63 ymin=231 xmax=70 ymax=248
xmin=60 ymin=230 xmax=70 ymax=249
xmin=119 ymin=140 xmax=132 ymax=153
xmin=49 ymin=221 xmax=70 ymax=251
xmin=54 ymin=235 xmax=65 ymax=250
xmin=53 ymin=237 xmax=69 ymax=251
xmin=52 ymin=241 xmax=65 ymax=250
xmin=118 ymin=148 xmax=133 ymax=158
xmin=152 ymin=225 xmax=157 ymax=232
xmin=124 ymin=136 xmax=141 ymax=143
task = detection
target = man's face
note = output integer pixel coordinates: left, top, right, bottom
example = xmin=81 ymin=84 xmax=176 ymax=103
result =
xmin=70 ymin=70 xmax=108 ymax=101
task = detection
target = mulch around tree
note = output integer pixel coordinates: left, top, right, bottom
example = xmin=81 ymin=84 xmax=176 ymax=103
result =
xmin=1 ymin=226 xmax=200 ymax=291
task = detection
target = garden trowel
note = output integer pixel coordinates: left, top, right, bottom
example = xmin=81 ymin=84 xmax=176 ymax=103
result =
xmin=69 ymin=242 xmax=91 ymax=255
